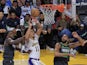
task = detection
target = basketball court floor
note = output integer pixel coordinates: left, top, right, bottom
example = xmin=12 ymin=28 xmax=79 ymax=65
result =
xmin=0 ymin=50 xmax=87 ymax=65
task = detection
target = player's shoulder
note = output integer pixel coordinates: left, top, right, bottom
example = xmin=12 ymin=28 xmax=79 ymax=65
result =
xmin=55 ymin=42 xmax=61 ymax=47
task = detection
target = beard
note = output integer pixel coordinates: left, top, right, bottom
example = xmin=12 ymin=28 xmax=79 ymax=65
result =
xmin=62 ymin=39 xmax=69 ymax=43
xmin=62 ymin=40 xmax=67 ymax=43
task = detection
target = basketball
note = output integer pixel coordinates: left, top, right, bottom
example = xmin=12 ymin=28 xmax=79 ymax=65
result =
xmin=31 ymin=8 xmax=40 ymax=17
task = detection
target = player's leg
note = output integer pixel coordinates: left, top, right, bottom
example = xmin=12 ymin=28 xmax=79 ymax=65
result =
xmin=54 ymin=61 xmax=68 ymax=65
xmin=31 ymin=59 xmax=39 ymax=65
xmin=3 ymin=60 xmax=14 ymax=65
xmin=29 ymin=58 xmax=39 ymax=65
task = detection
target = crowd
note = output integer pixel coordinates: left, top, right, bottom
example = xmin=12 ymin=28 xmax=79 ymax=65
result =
xmin=0 ymin=0 xmax=87 ymax=54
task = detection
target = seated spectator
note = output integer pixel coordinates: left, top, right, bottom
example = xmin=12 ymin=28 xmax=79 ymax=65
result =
xmin=21 ymin=1 xmax=33 ymax=18
xmin=57 ymin=13 xmax=69 ymax=29
xmin=35 ymin=0 xmax=41 ymax=8
xmin=0 ymin=11 xmax=7 ymax=53
xmin=20 ymin=14 xmax=31 ymax=34
xmin=48 ymin=29 xmax=59 ymax=48
xmin=9 ymin=1 xmax=21 ymax=18
xmin=76 ymin=24 xmax=87 ymax=39
xmin=6 ymin=0 xmax=12 ymax=7
xmin=6 ymin=11 xmax=20 ymax=31
xmin=69 ymin=20 xmax=80 ymax=32
xmin=0 ymin=0 xmax=9 ymax=17
xmin=38 ymin=12 xmax=44 ymax=24
xmin=17 ymin=0 xmax=26 ymax=6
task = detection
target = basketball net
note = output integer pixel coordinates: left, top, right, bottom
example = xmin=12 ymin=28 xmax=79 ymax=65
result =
xmin=40 ymin=4 xmax=65 ymax=25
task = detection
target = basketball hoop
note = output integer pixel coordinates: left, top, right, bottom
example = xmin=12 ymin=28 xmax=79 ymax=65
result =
xmin=40 ymin=4 xmax=65 ymax=13
xmin=40 ymin=4 xmax=57 ymax=25
xmin=40 ymin=4 xmax=65 ymax=25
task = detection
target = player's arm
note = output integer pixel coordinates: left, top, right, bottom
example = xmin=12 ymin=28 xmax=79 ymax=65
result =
xmin=71 ymin=32 xmax=87 ymax=47
xmin=6 ymin=36 xmax=25 ymax=45
xmin=69 ymin=42 xmax=82 ymax=48
xmin=36 ymin=22 xmax=43 ymax=36
xmin=25 ymin=50 xmax=31 ymax=54
xmin=69 ymin=40 xmax=87 ymax=48
xmin=54 ymin=43 xmax=74 ymax=57
xmin=25 ymin=21 xmax=32 ymax=41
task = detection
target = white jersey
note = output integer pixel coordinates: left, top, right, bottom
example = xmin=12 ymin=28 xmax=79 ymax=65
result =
xmin=21 ymin=6 xmax=33 ymax=18
xmin=27 ymin=34 xmax=40 ymax=59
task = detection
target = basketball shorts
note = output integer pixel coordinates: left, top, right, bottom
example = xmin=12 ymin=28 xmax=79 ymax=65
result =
xmin=29 ymin=58 xmax=40 ymax=65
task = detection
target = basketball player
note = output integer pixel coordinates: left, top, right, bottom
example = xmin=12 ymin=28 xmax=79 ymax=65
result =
xmin=25 ymin=21 xmax=43 ymax=65
xmin=54 ymin=32 xmax=87 ymax=65
xmin=3 ymin=29 xmax=25 ymax=65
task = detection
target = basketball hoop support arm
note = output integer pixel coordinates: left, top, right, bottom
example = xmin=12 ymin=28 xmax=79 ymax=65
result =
xmin=72 ymin=0 xmax=76 ymax=21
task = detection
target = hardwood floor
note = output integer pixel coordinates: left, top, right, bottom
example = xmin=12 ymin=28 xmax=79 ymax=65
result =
xmin=0 ymin=50 xmax=87 ymax=65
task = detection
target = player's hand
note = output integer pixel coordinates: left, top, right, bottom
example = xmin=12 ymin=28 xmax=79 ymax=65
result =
xmin=82 ymin=40 xmax=87 ymax=46
xmin=0 ymin=29 xmax=6 ymax=33
xmin=72 ymin=32 xmax=79 ymax=38
xmin=68 ymin=53 xmax=75 ymax=57
xmin=21 ymin=36 xmax=25 ymax=44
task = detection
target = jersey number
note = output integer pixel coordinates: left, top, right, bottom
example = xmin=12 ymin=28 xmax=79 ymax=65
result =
xmin=35 ymin=46 xmax=39 ymax=52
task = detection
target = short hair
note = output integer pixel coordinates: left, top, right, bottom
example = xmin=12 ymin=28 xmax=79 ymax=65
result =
xmin=0 ymin=10 xmax=4 ymax=13
xmin=13 ymin=0 xmax=18 ymax=3
xmin=25 ymin=1 xmax=30 ymax=5
xmin=9 ymin=10 xmax=16 ymax=15
xmin=26 ymin=14 xmax=31 ymax=17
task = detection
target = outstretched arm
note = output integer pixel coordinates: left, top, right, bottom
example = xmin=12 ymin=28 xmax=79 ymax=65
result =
xmin=69 ymin=32 xmax=87 ymax=48
xmin=36 ymin=22 xmax=43 ymax=36
xmin=25 ymin=21 xmax=32 ymax=41
xmin=5 ymin=36 xmax=25 ymax=45
xmin=54 ymin=43 xmax=74 ymax=57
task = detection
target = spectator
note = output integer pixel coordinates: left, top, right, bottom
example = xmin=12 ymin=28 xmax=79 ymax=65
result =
xmin=69 ymin=20 xmax=80 ymax=32
xmin=9 ymin=1 xmax=21 ymax=18
xmin=76 ymin=24 xmax=87 ymax=39
xmin=38 ymin=12 xmax=44 ymax=24
xmin=20 ymin=14 xmax=31 ymax=34
xmin=0 ymin=11 xmax=7 ymax=53
xmin=17 ymin=0 xmax=26 ymax=6
xmin=6 ymin=11 xmax=20 ymax=31
xmin=35 ymin=0 xmax=41 ymax=8
xmin=6 ymin=0 xmax=12 ymax=7
xmin=83 ymin=16 xmax=87 ymax=29
xmin=46 ymin=28 xmax=59 ymax=48
xmin=0 ymin=0 xmax=9 ymax=17
xmin=57 ymin=13 xmax=69 ymax=29
xmin=21 ymin=1 xmax=33 ymax=18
